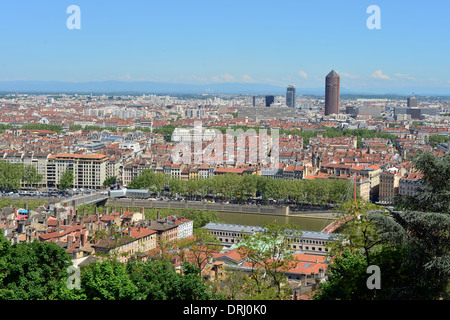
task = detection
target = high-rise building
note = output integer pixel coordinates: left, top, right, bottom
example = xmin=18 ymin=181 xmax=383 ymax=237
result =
xmin=46 ymin=153 xmax=110 ymax=189
xmin=324 ymin=70 xmax=340 ymax=116
xmin=286 ymin=85 xmax=296 ymax=108
xmin=407 ymin=95 xmax=417 ymax=108
xmin=252 ymin=96 xmax=256 ymax=107
xmin=265 ymin=95 xmax=274 ymax=107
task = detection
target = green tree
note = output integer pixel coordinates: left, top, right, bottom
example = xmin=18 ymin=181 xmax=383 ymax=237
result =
xmin=59 ymin=170 xmax=74 ymax=191
xmin=177 ymin=228 xmax=222 ymax=275
xmin=22 ymin=165 xmax=43 ymax=187
xmin=315 ymin=203 xmax=449 ymax=300
xmin=21 ymin=123 xmax=63 ymax=133
xmin=371 ymin=210 xmax=450 ymax=299
xmin=329 ymin=200 xmax=386 ymax=266
xmin=103 ymin=176 xmax=117 ymax=187
xmin=127 ymin=169 xmax=165 ymax=195
xmin=78 ymin=260 xmax=138 ymax=300
xmin=0 ymin=161 xmax=25 ymax=191
xmin=313 ymin=249 xmax=368 ymax=300
xmin=126 ymin=259 xmax=219 ymax=300
xmin=428 ymin=134 xmax=450 ymax=146
xmin=236 ymin=222 xmax=301 ymax=299
xmin=394 ymin=151 xmax=450 ymax=214
xmin=0 ymin=237 xmax=73 ymax=300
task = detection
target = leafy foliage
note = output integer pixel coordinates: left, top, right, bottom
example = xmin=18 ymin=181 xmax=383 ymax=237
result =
xmin=128 ymin=170 xmax=356 ymax=205
xmin=78 ymin=260 xmax=138 ymax=300
xmin=103 ymin=176 xmax=117 ymax=187
xmin=316 ymin=199 xmax=450 ymax=300
xmin=235 ymin=222 xmax=301 ymax=299
xmin=394 ymin=151 xmax=450 ymax=214
xmin=59 ymin=170 xmax=74 ymax=191
xmin=127 ymin=259 xmax=218 ymax=300
xmin=0 ymin=237 xmax=72 ymax=300
xmin=21 ymin=123 xmax=63 ymax=133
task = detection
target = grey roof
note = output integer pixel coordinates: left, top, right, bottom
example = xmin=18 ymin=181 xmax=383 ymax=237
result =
xmin=326 ymin=70 xmax=339 ymax=78
xmin=203 ymin=222 xmax=337 ymax=241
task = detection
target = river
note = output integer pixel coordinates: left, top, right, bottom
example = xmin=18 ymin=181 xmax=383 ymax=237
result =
xmin=215 ymin=211 xmax=337 ymax=232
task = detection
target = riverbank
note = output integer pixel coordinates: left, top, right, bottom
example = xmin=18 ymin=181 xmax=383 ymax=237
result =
xmin=288 ymin=211 xmax=338 ymax=219
xmin=216 ymin=211 xmax=336 ymax=232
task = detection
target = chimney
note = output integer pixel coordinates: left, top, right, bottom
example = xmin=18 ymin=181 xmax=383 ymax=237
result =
xmin=128 ymin=228 xmax=132 ymax=236
xmin=157 ymin=210 xmax=160 ymax=220
xmin=81 ymin=232 xmax=86 ymax=247
xmin=25 ymin=203 xmax=28 ymax=215
xmin=44 ymin=213 xmax=49 ymax=228
xmin=67 ymin=235 xmax=73 ymax=250
xmin=14 ymin=207 xmax=18 ymax=220
xmin=141 ymin=207 xmax=144 ymax=214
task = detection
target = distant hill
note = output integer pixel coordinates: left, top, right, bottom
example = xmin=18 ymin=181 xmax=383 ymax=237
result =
xmin=0 ymin=80 xmax=448 ymax=97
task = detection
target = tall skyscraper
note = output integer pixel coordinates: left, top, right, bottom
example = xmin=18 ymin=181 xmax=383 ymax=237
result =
xmin=407 ymin=95 xmax=417 ymax=108
xmin=286 ymin=85 xmax=296 ymax=108
xmin=325 ymin=70 xmax=340 ymax=116
xmin=265 ymin=95 xmax=274 ymax=107
xmin=252 ymin=96 xmax=256 ymax=107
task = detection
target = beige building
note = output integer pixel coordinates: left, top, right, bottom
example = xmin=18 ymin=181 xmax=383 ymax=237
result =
xmin=47 ymin=153 xmax=110 ymax=189
xmin=360 ymin=166 xmax=382 ymax=202
xmin=356 ymin=176 xmax=371 ymax=201
xmin=93 ymin=226 xmax=157 ymax=263
xmin=379 ymin=169 xmax=401 ymax=203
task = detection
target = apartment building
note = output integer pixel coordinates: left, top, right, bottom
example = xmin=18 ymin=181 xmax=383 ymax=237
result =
xmin=360 ymin=166 xmax=382 ymax=202
xmin=165 ymin=215 xmax=193 ymax=240
xmin=47 ymin=153 xmax=109 ymax=189
xmin=379 ymin=169 xmax=401 ymax=203
xmin=93 ymin=226 xmax=157 ymax=263
xmin=399 ymin=173 xmax=425 ymax=197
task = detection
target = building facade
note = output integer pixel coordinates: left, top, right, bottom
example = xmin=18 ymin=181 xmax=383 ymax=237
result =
xmin=399 ymin=173 xmax=425 ymax=197
xmin=47 ymin=153 xmax=110 ymax=189
xmin=286 ymin=85 xmax=296 ymax=108
xmin=203 ymin=222 xmax=337 ymax=256
xmin=325 ymin=70 xmax=340 ymax=116
xmin=265 ymin=95 xmax=275 ymax=107
xmin=379 ymin=169 xmax=401 ymax=203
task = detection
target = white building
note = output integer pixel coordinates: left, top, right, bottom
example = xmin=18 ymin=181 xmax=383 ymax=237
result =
xmin=165 ymin=215 xmax=193 ymax=240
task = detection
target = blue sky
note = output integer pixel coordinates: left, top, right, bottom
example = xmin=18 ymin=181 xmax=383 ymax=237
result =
xmin=0 ymin=0 xmax=449 ymax=92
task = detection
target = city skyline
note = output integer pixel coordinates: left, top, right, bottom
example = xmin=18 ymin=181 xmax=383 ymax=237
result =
xmin=0 ymin=1 xmax=449 ymax=95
